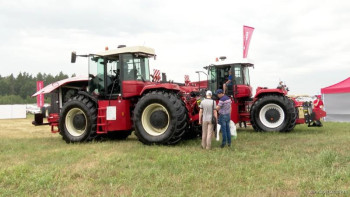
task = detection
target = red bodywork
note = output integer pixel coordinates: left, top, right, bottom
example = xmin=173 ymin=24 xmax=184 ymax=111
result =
xmin=254 ymin=87 xmax=288 ymax=99
xmin=40 ymin=76 xmax=327 ymax=134
xmin=221 ymin=85 xmax=326 ymax=126
xmin=47 ymin=113 xmax=60 ymax=133
xmin=97 ymin=100 xmax=132 ymax=133
xmin=189 ymin=80 xmax=208 ymax=88
xmin=236 ymin=85 xmax=253 ymax=98
xmin=41 ymin=77 xmax=201 ymax=134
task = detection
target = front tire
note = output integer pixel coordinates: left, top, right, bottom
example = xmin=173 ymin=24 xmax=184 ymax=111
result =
xmin=59 ymin=95 xmax=97 ymax=143
xmin=133 ymin=91 xmax=188 ymax=145
xmin=250 ymin=95 xmax=296 ymax=132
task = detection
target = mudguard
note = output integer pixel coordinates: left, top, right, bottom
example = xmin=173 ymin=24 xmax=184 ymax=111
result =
xmin=32 ymin=76 xmax=88 ymax=97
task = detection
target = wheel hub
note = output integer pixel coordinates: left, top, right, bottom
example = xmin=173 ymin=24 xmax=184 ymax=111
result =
xmin=259 ymin=103 xmax=285 ymax=129
xmin=65 ymin=108 xmax=88 ymax=137
xmin=265 ymin=108 xmax=280 ymax=123
xmin=141 ymin=103 xmax=170 ymax=136
xmin=72 ymin=114 xmax=86 ymax=130
xmin=150 ymin=110 xmax=168 ymax=129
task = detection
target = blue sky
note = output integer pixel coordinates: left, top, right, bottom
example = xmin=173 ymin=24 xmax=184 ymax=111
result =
xmin=1 ymin=0 xmax=349 ymax=95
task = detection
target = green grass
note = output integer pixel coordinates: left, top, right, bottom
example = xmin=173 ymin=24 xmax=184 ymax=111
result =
xmin=1 ymin=116 xmax=350 ymax=196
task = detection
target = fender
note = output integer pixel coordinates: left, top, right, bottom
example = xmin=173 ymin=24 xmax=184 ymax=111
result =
xmin=254 ymin=87 xmax=287 ymax=100
xmin=32 ymin=76 xmax=88 ymax=97
xmin=140 ymin=83 xmax=181 ymax=95
xmin=78 ymin=91 xmax=98 ymax=104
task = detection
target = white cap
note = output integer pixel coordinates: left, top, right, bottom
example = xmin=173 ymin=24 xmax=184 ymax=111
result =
xmin=206 ymin=90 xmax=212 ymax=96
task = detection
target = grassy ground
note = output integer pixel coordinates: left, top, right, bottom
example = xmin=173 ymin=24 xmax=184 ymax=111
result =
xmin=1 ymin=116 xmax=350 ymax=196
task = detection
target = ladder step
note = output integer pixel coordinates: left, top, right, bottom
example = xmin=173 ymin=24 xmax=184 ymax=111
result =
xmin=97 ymin=107 xmax=108 ymax=133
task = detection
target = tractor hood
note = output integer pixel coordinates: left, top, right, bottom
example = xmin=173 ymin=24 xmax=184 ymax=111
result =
xmin=32 ymin=76 xmax=88 ymax=97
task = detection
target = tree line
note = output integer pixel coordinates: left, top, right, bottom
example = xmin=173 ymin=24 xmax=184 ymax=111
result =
xmin=0 ymin=72 xmax=75 ymax=104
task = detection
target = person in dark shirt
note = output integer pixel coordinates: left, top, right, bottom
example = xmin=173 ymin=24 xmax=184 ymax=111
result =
xmin=216 ymin=89 xmax=232 ymax=148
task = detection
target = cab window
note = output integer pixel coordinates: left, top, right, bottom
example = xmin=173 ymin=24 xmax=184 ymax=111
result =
xmin=122 ymin=54 xmax=150 ymax=81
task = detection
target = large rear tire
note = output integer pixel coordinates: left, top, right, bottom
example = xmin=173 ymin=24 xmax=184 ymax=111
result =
xmin=59 ymin=95 xmax=97 ymax=143
xmin=284 ymin=99 xmax=297 ymax=132
xmin=133 ymin=91 xmax=188 ymax=145
xmin=250 ymin=95 xmax=296 ymax=132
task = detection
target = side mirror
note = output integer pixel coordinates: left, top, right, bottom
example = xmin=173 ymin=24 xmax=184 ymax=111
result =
xmin=71 ymin=52 xmax=77 ymax=63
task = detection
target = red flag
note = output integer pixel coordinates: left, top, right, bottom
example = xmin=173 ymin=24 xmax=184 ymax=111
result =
xmin=36 ymin=81 xmax=44 ymax=107
xmin=184 ymin=75 xmax=190 ymax=86
xmin=243 ymin=25 xmax=255 ymax=58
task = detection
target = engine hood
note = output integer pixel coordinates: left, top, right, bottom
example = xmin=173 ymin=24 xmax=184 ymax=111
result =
xmin=32 ymin=76 xmax=88 ymax=97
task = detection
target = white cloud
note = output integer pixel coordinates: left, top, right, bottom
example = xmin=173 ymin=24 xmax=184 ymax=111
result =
xmin=0 ymin=0 xmax=350 ymax=95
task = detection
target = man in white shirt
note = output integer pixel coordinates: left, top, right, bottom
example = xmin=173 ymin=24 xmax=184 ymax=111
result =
xmin=199 ymin=90 xmax=218 ymax=150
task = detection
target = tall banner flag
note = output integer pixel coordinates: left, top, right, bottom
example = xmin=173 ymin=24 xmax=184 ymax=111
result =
xmin=36 ymin=81 xmax=44 ymax=107
xmin=243 ymin=25 xmax=255 ymax=58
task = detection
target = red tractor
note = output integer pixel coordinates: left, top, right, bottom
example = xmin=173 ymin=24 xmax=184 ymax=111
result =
xmin=33 ymin=46 xmax=326 ymax=145
xmin=206 ymin=57 xmax=326 ymax=131
xmin=33 ymin=45 xmax=202 ymax=145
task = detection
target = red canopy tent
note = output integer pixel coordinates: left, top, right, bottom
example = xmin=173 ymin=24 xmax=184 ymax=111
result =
xmin=321 ymin=77 xmax=350 ymax=94
xmin=321 ymin=77 xmax=350 ymax=122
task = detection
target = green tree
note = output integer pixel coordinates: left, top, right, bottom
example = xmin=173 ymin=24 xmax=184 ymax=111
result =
xmin=36 ymin=72 xmax=44 ymax=81
xmin=0 ymin=71 xmax=75 ymax=104
xmin=7 ymin=74 xmax=16 ymax=95
xmin=0 ymin=75 xmax=8 ymax=95
xmin=0 ymin=95 xmax=25 ymax=104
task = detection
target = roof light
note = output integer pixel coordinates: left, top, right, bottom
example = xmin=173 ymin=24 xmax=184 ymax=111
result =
xmin=219 ymin=56 xmax=226 ymax=61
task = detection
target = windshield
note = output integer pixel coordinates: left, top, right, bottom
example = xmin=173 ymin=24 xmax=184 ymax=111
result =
xmin=242 ymin=66 xmax=250 ymax=85
xmin=232 ymin=64 xmax=251 ymax=85
xmin=88 ymin=54 xmax=151 ymax=96
xmin=233 ymin=65 xmax=243 ymax=85
xmin=209 ymin=66 xmax=217 ymax=92
xmin=88 ymin=56 xmax=120 ymax=95
xmin=208 ymin=64 xmax=251 ymax=92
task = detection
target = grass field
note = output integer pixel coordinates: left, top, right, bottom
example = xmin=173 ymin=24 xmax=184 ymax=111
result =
xmin=1 ymin=116 xmax=350 ymax=196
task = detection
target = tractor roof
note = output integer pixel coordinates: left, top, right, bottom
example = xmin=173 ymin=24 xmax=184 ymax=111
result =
xmin=208 ymin=57 xmax=254 ymax=68
xmin=96 ymin=46 xmax=155 ymax=57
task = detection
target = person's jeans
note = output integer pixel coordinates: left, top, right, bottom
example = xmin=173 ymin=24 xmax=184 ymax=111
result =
xmin=219 ymin=114 xmax=231 ymax=146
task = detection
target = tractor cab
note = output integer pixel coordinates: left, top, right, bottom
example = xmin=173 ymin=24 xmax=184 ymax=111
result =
xmin=207 ymin=58 xmax=254 ymax=98
xmin=77 ymin=46 xmax=155 ymax=99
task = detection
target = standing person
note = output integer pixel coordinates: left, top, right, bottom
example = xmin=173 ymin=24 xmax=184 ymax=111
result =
xmin=277 ymin=81 xmax=284 ymax=89
xmin=313 ymin=95 xmax=324 ymax=109
xmin=312 ymin=95 xmax=324 ymax=126
xmin=223 ymin=70 xmax=232 ymax=94
xmin=199 ymin=90 xmax=217 ymax=150
xmin=216 ymin=89 xmax=232 ymax=148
